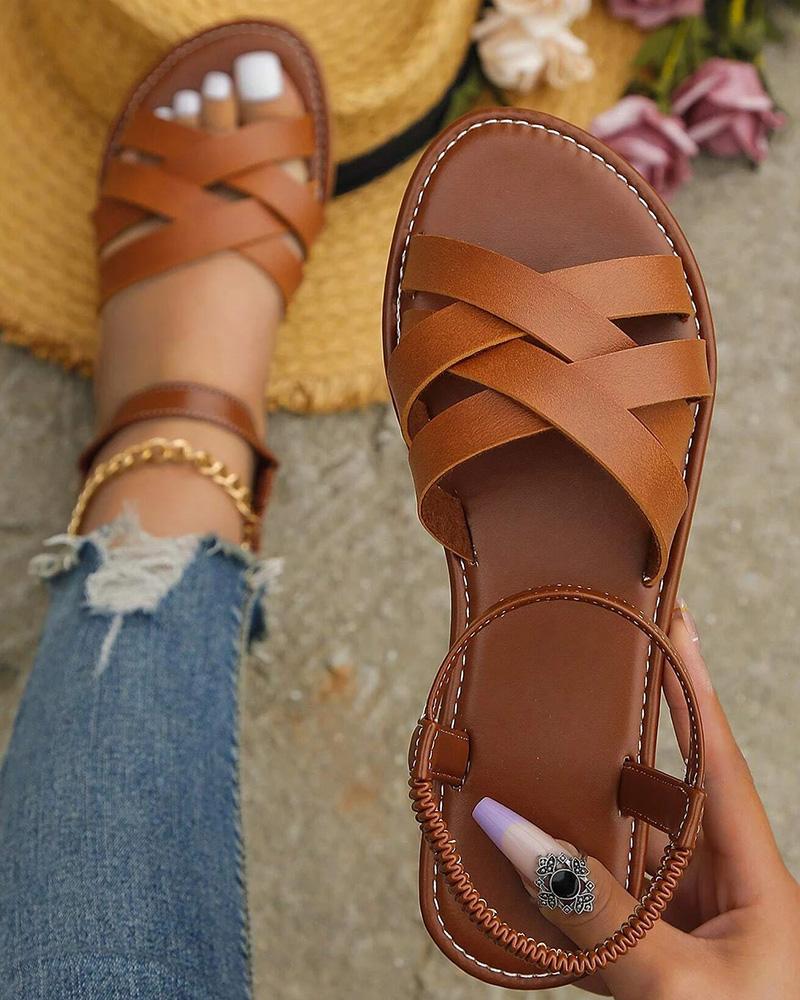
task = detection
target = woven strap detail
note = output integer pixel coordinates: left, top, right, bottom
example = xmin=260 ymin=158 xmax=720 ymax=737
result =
xmin=388 ymin=235 xmax=712 ymax=582
xmin=95 ymin=109 xmax=324 ymax=307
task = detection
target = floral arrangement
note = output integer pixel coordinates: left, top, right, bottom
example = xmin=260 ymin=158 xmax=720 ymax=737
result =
xmin=472 ymin=0 xmax=596 ymax=90
xmin=470 ymin=0 xmax=788 ymax=196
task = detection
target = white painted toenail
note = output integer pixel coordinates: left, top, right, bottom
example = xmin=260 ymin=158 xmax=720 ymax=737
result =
xmin=202 ymin=71 xmax=233 ymax=100
xmin=173 ymin=89 xmax=201 ymax=116
xmin=234 ymin=52 xmax=283 ymax=102
xmin=153 ymin=106 xmax=174 ymax=120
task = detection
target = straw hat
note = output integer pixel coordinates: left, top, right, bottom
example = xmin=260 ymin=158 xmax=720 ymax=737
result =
xmin=0 ymin=0 xmax=640 ymax=412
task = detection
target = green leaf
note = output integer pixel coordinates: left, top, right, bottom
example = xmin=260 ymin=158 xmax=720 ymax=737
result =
xmin=631 ymin=17 xmax=713 ymax=103
xmin=633 ymin=24 xmax=681 ymax=69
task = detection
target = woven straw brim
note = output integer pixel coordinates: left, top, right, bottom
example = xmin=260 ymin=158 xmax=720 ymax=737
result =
xmin=0 ymin=1 xmax=639 ymax=413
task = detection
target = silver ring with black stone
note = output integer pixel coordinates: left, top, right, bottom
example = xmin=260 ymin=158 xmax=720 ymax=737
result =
xmin=535 ymin=852 xmax=596 ymax=915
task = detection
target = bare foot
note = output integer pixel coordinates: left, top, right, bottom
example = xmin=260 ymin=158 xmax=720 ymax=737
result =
xmin=83 ymin=52 xmax=309 ymax=542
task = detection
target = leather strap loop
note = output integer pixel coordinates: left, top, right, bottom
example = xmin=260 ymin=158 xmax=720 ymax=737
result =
xmin=618 ymin=760 xmax=706 ymax=846
xmin=409 ymin=586 xmax=705 ymax=974
xmin=409 ymin=720 xmax=471 ymax=787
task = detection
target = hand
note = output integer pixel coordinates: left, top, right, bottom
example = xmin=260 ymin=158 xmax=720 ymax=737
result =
xmin=473 ymin=601 xmax=800 ymax=999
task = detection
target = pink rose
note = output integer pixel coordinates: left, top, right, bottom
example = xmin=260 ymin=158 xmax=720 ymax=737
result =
xmin=672 ymin=58 xmax=785 ymax=162
xmin=590 ymin=95 xmax=698 ymax=198
xmin=607 ymin=0 xmax=702 ymax=30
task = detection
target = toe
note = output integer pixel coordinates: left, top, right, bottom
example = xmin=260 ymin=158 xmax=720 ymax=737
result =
xmin=234 ymin=52 xmax=283 ymax=123
xmin=201 ymin=71 xmax=236 ymax=132
xmin=233 ymin=51 xmax=308 ymax=189
xmin=173 ymin=89 xmax=201 ymax=127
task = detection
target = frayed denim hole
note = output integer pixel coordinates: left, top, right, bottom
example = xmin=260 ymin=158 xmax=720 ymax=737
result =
xmin=32 ymin=511 xmax=202 ymax=676
xmin=29 ymin=532 xmax=103 ymax=585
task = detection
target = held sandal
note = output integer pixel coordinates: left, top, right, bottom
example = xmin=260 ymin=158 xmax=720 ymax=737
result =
xmin=382 ymin=108 xmax=716 ymax=988
xmin=82 ymin=21 xmax=332 ymax=545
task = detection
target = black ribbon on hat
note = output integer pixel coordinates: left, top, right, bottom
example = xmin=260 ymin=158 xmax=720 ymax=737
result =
xmin=333 ymin=50 xmax=475 ymax=196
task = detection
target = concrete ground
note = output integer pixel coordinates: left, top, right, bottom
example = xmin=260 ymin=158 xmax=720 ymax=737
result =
xmin=0 ymin=35 xmax=798 ymax=1000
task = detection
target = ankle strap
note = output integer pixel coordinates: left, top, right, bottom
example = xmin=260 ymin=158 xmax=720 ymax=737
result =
xmin=79 ymin=381 xmax=278 ymax=519
xmin=410 ymin=585 xmax=706 ymax=977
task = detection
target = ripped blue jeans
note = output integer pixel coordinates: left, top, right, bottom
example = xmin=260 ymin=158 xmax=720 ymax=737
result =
xmin=0 ymin=515 xmax=273 ymax=999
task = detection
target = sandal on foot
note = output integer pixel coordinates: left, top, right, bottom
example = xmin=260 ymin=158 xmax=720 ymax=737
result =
xmin=83 ymin=21 xmax=332 ymax=545
xmin=95 ymin=19 xmax=332 ymax=309
xmin=383 ymin=108 xmax=715 ymax=988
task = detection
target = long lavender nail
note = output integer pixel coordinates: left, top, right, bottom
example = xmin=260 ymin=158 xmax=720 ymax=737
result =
xmin=473 ymin=797 xmax=566 ymax=878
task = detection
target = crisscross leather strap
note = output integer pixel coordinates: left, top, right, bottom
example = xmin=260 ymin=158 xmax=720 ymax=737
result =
xmin=409 ymin=585 xmax=706 ymax=975
xmin=94 ymin=108 xmax=324 ymax=306
xmin=388 ymin=235 xmax=712 ymax=583
xmin=79 ymin=382 xmax=278 ymax=541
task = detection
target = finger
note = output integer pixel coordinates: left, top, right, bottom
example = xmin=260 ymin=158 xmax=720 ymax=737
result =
xmin=646 ymin=827 xmax=707 ymax=932
xmin=234 ymin=51 xmax=283 ymax=124
xmin=645 ymin=826 xmax=670 ymax=876
xmin=473 ymin=798 xmax=682 ymax=994
xmin=668 ymin=601 xmax=783 ymax=897
xmin=234 ymin=51 xmax=307 ymax=189
xmin=663 ymin=601 xmax=696 ymax=761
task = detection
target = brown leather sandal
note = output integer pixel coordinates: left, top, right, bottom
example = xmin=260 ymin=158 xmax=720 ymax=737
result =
xmin=382 ymin=108 xmax=716 ymax=988
xmin=82 ymin=21 xmax=332 ymax=545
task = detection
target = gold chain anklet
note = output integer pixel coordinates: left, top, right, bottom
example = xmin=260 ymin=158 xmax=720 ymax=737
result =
xmin=68 ymin=437 xmax=260 ymax=550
